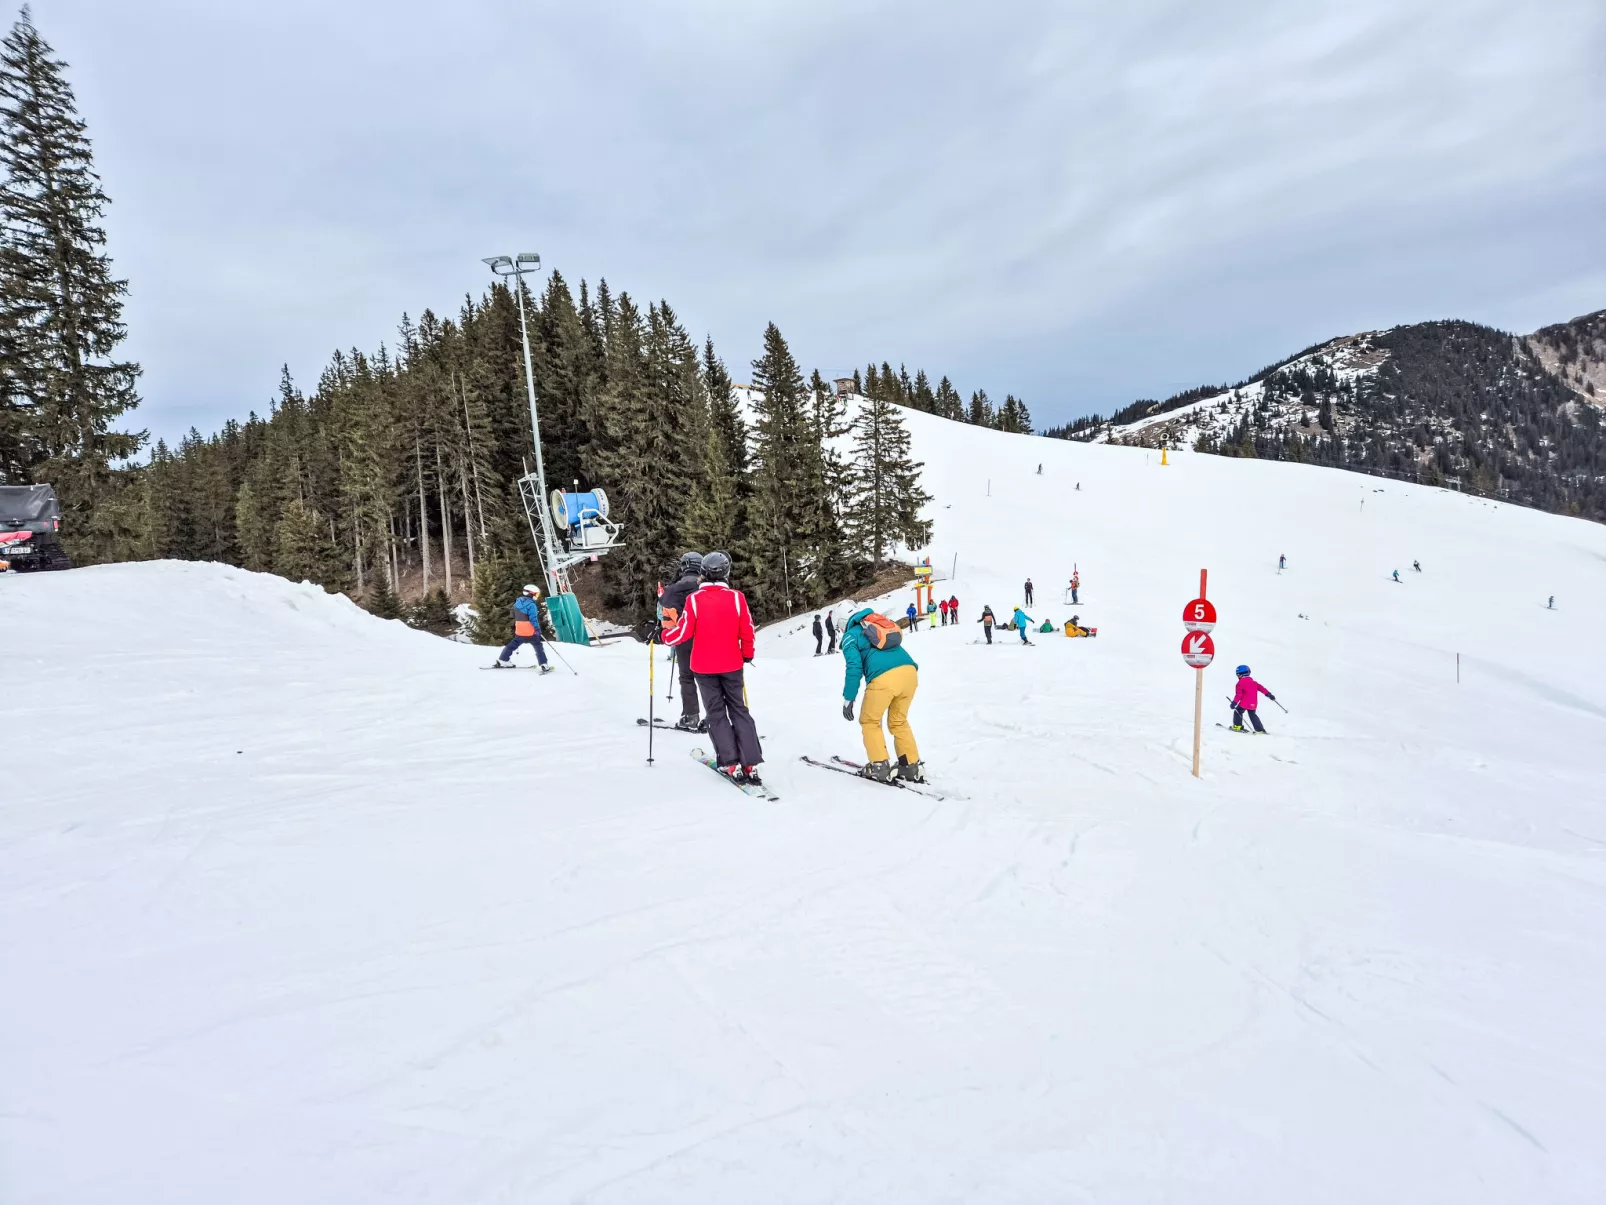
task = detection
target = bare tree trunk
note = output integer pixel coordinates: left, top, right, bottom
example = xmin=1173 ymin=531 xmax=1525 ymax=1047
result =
xmin=459 ymin=455 xmax=476 ymax=580
xmin=456 ymin=372 xmax=490 ymax=544
xmin=415 ymin=432 xmax=431 ymax=593
xmin=435 ymin=437 xmax=453 ymax=596
xmin=353 ymin=507 xmax=364 ymax=593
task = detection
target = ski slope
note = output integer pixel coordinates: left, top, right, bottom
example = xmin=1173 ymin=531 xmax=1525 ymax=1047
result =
xmin=5 ymin=412 xmax=1606 ymax=1204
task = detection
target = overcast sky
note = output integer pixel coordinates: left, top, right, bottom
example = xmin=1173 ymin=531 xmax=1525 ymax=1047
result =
xmin=29 ymin=0 xmax=1606 ymax=443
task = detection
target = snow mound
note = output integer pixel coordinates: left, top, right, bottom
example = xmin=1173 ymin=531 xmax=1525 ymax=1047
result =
xmin=4 ymin=421 xmax=1606 ymax=1204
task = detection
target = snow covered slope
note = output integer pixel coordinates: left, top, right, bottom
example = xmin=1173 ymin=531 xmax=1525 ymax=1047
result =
xmin=5 ymin=419 xmax=1606 ymax=1204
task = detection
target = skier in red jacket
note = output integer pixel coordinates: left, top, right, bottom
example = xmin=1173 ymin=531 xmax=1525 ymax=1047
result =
xmin=661 ymin=550 xmax=764 ymax=784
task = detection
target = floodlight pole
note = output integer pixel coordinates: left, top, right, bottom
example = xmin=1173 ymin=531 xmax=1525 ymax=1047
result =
xmin=484 ymin=252 xmax=562 ymax=595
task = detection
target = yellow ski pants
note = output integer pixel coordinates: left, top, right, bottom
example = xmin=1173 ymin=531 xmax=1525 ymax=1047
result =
xmin=860 ymin=664 xmax=919 ymax=764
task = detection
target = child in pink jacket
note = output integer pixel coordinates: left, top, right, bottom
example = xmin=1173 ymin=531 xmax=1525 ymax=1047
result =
xmin=1231 ymin=665 xmax=1275 ymax=733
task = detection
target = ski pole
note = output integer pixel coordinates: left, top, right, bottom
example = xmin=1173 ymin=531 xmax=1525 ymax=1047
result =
xmin=1271 ymin=697 xmax=1289 ymax=714
xmin=647 ymin=638 xmax=656 ymax=766
xmin=546 ymin=640 xmax=577 ymax=676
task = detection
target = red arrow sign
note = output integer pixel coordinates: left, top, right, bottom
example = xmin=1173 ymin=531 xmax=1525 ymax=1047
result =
xmin=1182 ymin=598 xmax=1217 ymax=633
xmin=1181 ymin=630 xmax=1215 ymax=668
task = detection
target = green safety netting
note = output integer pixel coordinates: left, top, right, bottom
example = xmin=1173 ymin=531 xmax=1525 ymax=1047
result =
xmin=546 ymin=592 xmax=589 ymax=644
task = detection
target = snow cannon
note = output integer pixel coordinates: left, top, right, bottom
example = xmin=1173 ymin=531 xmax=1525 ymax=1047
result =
xmin=550 ymin=488 xmax=621 ymax=551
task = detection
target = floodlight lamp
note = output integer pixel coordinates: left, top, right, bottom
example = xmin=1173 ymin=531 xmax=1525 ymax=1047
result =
xmin=517 ymin=252 xmax=541 ymax=266
xmin=482 ymin=255 xmax=514 ymax=274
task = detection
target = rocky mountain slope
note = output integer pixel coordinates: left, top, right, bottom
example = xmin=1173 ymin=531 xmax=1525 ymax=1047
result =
xmin=1047 ymin=310 xmax=1606 ymax=522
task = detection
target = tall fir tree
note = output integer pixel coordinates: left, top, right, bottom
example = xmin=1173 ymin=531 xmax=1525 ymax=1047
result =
xmin=684 ymin=337 xmax=748 ymax=553
xmin=0 ymin=8 xmax=142 ymax=557
xmin=746 ymin=323 xmax=843 ymax=616
xmin=842 ymin=388 xmax=932 ymax=568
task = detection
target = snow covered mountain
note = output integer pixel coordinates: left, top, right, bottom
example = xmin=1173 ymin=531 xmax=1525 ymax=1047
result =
xmin=5 ymin=412 xmax=1605 ymax=1203
xmin=1049 ymin=311 xmax=1606 ymax=523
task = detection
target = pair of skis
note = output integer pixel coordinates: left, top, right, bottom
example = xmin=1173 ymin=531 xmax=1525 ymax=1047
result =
xmin=690 ymin=747 xmax=780 ymax=800
xmin=799 ymin=755 xmax=952 ymax=799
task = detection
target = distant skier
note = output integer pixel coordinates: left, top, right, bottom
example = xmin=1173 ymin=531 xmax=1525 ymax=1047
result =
xmin=661 ymin=550 xmax=763 ymax=784
xmin=1012 ymin=606 xmax=1033 ymax=644
xmin=1024 ymin=578 xmax=1034 ymax=606
xmin=906 ymin=601 xmax=920 ymax=631
xmin=1075 ymin=482 xmax=1081 ymax=491
xmin=812 ymin=613 xmax=824 ymax=656
xmin=1392 ymin=569 xmax=1401 ymax=583
xmin=1412 ymin=560 xmax=1421 ymax=572
xmin=1069 ymin=570 xmax=1080 ymax=605
xmin=1230 ymin=665 xmax=1275 ymax=733
xmin=656 ymin=551 xmax=705 ymax=730
xmin=1036 ymin=463 xmax=1043 ymax=475
xmin=1278 ymin=554 xmax=1286 ymax=574
xmin=824 ymin=610 xmax=838 ymax=653
xmin=494 ymin=584 xmax=553 ymax=672
xmin=938 ymin=597 xmax=950 ymax=626
xmin=926 ymin=598 xmax=938 ymax=625
xmin=978 ymin=605 xmax=996 ymax=644
xmin=1547 ymin=595 xmax=1555 ymax=610
xmin=947 ymin=594 xmax=958 ymax=624
xmin=840 ymin=607 xmax=925 ymax=783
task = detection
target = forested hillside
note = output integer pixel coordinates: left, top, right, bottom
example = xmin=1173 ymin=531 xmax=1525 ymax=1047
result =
xmin=105 ymin=278 xmax=1044 ymax=627
xmin=1047 ymin=314 xmax=1606 ymax=523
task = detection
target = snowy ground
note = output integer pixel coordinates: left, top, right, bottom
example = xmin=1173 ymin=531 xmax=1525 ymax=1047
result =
xmin=4 ymin=413 xmax=1606 ymax=1203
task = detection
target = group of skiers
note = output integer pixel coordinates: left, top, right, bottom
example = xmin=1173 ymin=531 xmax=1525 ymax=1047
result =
xmin=494 ymin=549 xmax=1278 ymax=790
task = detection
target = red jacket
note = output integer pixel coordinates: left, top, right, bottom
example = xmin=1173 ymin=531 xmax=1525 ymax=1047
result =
xmin=662 ymin=582 xmax=755 ymax=673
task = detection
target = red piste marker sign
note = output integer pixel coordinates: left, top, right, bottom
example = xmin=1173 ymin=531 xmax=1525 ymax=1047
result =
xmin=1181 ymin=630 xmax=1215 ymax=668
xmin=1183 ymin=598 xmax=1216 ymax=633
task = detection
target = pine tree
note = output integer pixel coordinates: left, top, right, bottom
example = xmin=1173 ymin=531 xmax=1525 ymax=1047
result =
xmin=842 ymin=389 xmax=932 ymax=567
xmin=0 ymin=8 xmax=142 ymax=555
xmin=968 ymin=389 xmax=994 ymax=426
xmin=997 ymin=394 xmax=1033 ymax=433
xmin=273 ymin=498 xmax=342 ymax=586
xmin=746 ymin=322 xmax=842 ymax=616
xmin=934 ymin=376 xmax=963 ymax=421
xmin=684 ymin=337 xmax=748 ymax=552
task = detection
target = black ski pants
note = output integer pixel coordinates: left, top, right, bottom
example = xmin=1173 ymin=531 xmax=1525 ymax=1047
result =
xmin=1233 ymin=706 xmax=1265 ymax=733
xmin=814 ymin=631 xmax=823 ymax=655
xmin=983 ymin=624 xmax=993 ymax=644
xmin=676 ymin=641 xmax=699 ymax=720
xmin=826 ymin=629 xmax=836 ymax=653
xmin=698 ymin=669 xmax=762 ymax=767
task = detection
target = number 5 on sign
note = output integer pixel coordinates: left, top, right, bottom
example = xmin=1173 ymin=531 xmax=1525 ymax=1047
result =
xmin=1183 ymin=598 xmax=1216 ymax=633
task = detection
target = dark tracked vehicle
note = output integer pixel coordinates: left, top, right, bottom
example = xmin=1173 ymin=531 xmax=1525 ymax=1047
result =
xmin=0 ymin=484 xmax=72 ymax=572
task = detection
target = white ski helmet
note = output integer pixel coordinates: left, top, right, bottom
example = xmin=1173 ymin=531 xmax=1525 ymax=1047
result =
xmin=522 ymin=583 xmax=541 ymax=597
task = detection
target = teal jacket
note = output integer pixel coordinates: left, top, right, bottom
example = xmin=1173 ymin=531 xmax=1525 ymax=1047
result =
xmin=840 ymin=606 xmax=917 ymax=701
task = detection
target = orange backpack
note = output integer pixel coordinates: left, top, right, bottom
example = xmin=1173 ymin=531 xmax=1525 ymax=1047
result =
xmin=859 ymin=612 xmax=903 ymax=651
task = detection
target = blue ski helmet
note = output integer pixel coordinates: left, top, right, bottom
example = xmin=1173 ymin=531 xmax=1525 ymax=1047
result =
xmin=1235 ymin=664 xmax=1251 ymax=676
xmin=699 ymin=550 xmax=732 ymax=582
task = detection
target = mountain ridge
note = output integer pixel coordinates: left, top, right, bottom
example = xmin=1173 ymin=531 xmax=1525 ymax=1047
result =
xmin=1044 ymin=309 xmax=1606 ymax=522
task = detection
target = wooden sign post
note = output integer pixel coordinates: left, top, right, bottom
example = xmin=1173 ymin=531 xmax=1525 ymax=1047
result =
xmin=1181 ymin=570 xmax=1216 ymax=778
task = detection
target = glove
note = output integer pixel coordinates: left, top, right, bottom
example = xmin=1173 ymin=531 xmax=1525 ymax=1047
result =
xmin=1267 ymin=693 xmax=1276 ymax=701
xmin=743 ymin=656 xmax=753 ymax=664
xmin=642 ymin=621 xmax=663 ymax=643
xmin=842 ymin=700 xmax=855 ymax=721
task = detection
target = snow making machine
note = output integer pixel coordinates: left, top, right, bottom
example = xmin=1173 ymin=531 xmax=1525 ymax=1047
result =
xmin=514 ymin=473 xmax=626 ymax=643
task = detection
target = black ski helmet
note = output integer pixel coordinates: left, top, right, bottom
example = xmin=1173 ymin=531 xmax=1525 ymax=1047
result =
xmin=677 ymin=550 xmax=704 ymax=576
xmin=699 ymin=550 xmax=732 ymax=582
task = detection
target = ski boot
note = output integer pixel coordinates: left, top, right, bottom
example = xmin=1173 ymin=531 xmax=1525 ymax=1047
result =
xmin=718 ymin=764 xmax=747 ymax=784
xmin=742 ymin=765 xmax=764 ymax=787
xmin=858 ymin=759 xmax=895 ymax=783
xmin=673 ymin=714 xmax=702 ymax=732
xmin=1252 ymin=729 xmax=1268 ymax=735
xmin=897 ymin=755 xmax=927 ymax=783
xmin=1229 ymin=724 xmax=1244 ymax=731
xmin=492 ymin=660 xmax=515 ymax=669
xmin=538 ymin=664 xmax=555 ymax=674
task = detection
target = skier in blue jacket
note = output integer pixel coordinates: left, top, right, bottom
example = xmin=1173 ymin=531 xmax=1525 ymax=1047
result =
xmin=1011 ymin=606 xmax=1033 ymax=643
xmin=495 ymin=585 xmax=553 ymax=671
